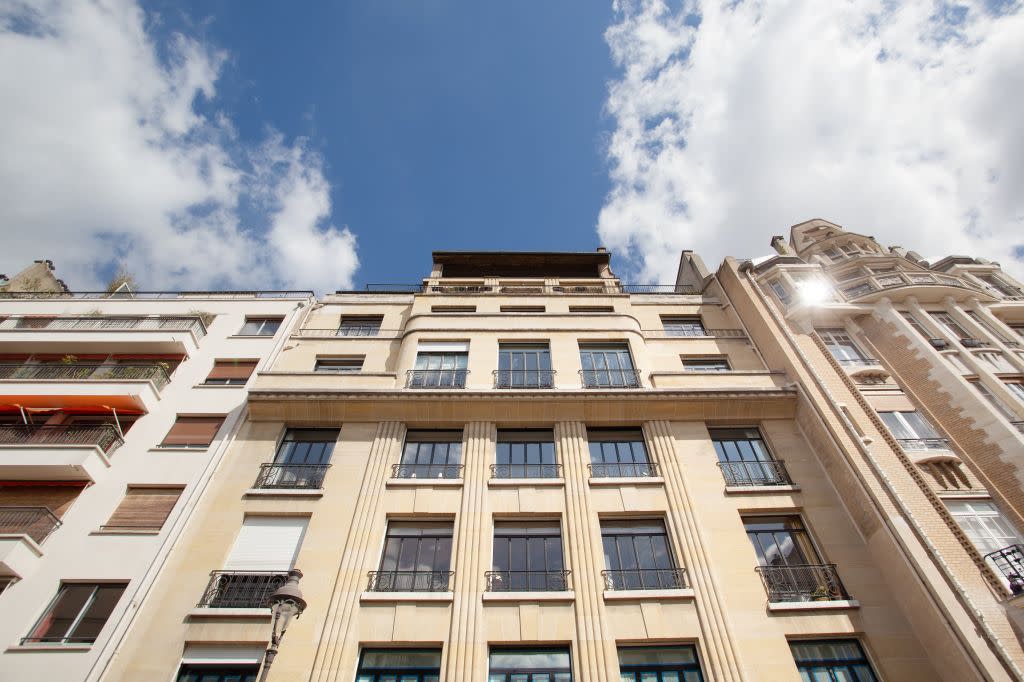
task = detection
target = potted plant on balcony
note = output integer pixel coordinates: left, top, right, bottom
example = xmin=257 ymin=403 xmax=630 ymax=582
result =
xmin=60 ymin=354 xmax=94 ymax=380
xmin=810 ymin=585 xmax=832 ymax=601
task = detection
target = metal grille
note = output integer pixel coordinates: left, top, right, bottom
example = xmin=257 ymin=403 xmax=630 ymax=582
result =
xmin=580 ymin=368 xmax=642 ymax=388
xmin=391 ymin=464 xmax=463 ymax=479
xmin=895 ymin=437 xmax=950 ymax=451
xmin=196 ymin=571 xmax=287 ymax=608
xmin=490 ymin=463 xmax=562 ymax=479
xmin=253 ymin=463 xmax=331 ymax=489
xmin=755 ymin=564 xmax=850 ymax=602
xmin=407 ymin=369 xmax=469 ymax=388
xmin=717 ymin=460 xmax=792 ymax=486
xmin=0 ymin=423 xmax=123 ymax=453
xmin=0 ymin=506 xmax=61 ymax=544
xmin=366 ymin=570 xmax=454 ymax=592
xmin=601 ymin=568 xmax=687 ymax=591
xmin=0 ymin=363 xmax=170 ymax=389
xmin=0 ymin=315 xmax=206 ymax=336
xmin=493 ymin=369 xmax=556 ymax=389
xmin=485 ymin=570 xmax=572 ymax=592
xmin=588 ymin=462 xmax=660 ymax=478
xmin=985 ymin=545 xmax=1024 ymax=594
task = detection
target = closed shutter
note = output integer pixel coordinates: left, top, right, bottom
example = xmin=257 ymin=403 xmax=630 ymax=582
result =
xmin=224 ymin=516 xmax=308 ymax=570
xmin=206 ymin=360 xmax=258 ymax=381
xmin=161 ymin=416 xmax=224 ymax=447
xmin=0 ymin=483 xmax=86 ymax=518
xmin=181 ymin=644 xmax=266 ymax=665
xmin=417 ymin=341 xmax=469 ymax=353
xmin=103 ymin=487 xmax=183 ymax=530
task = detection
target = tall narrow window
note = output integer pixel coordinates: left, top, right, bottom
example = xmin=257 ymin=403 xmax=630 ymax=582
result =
xmin=256 ymin=428 xmax=337 ymax=489
xmin=587 ymin=429 xmax=655 ymax=478
xmin=878 ymin=411 xmax=947 ymax=450
xmin=601 ymin=519 xmax=683 ymax=590
xmin=618 ymin=646 xmax=705 ymax=682
xmin=356 ymin=649 xmax=441 ymax=682
xmin=494 ymin=430 xmax=558 ymax=479
xmin=24 ymin=582 xmax=128 ymax=644
xmin=579 ymin=343 xmax=639 ymax=388
xmin=496 ymin=343 xmax=553 ymax=388
xmin=238 ymin=318 xmax=281 ymax=336
xmin=336 ymin=316 xmax=383 ymax=337
xmin=1004 ymin=381 xmax=1024 ymax=404
xmin=488 ymin=648 xmax=572 ymax=682
xmin=900 ymin=311 xmax=930 ymax=339
xmin=489 ymin=521 xmax=567 ymax=591
xmin=662 ymin=316 xmax=707 ymax=337
xmin=966 ymin=310 xmax=1011 ymax=343
xmin=790 ymin=640 xmax=878 ymax=682
xmin=395 ymin=430 xmax=463 ymax=479
xmin=816 ymin=329 xmax=870 ymax=365
xmin=768 ymin=280 xmax=791 ymax=304
xmin=710 ymin=427 xmax=791 ymax=486
xmin=930 ymin=311 xmax=972 ymax=341
xmin=744 ymin=516 xmax=847 ymax=602
xmin=371 ymin=521 xmax=454 ymax=592
xmin=176 ymin=666 xmax=258 ymax=682
xmin=970 ymin=380 xmax=1020 ymax=421
xmin=410 ymin=343 xmax=468 ymax=388
xmin=946 ymin=500 xmax=1024 ymax=556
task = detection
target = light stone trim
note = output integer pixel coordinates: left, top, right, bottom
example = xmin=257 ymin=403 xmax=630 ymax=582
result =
xmin=766 ymin=600 xmax=860 ymax=612
xmin=723 ymin=484 xmax=801 ymax=494
xmin=602 ymin=588 xmax=695 ymax=601
xmin=481 ymin=591 xmax=574 ymax=602
xmin=359 ymin=592 xmax=454 ymax=603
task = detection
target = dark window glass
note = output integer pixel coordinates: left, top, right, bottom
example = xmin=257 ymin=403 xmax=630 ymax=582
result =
xmin=710 ymin=427 xmax=787 ymax=485
xmin=375 ymin=522 xmax=454 ymax=591
xmin=587 ymin=429 xmax=653 ymax=477
xmin=238 ymin=318 xmax=281 ymax=336
xmin=314 ymin=357 xmax=363 ymax=373
xmin=488 ymin=648 xmax=572 ymax=682
xmin=397 ymin=431 xmax=463 ymax=478
xmin=601 ymin=520 xmax=680 ymax=590
xmin=274 ymin=428 xmax=338 ymax=465
xmin=337 ymin=316 xmax=383 ymax=337
xmin=930 ymin=312 xmax=971 ymax=340
xmin=790 ymin=640 xmax=878 ymax=682
xmin=491 ymin=521 xmax=565 ymax=591
xmin=618 ymin=645 xmax=705 ymax=681
xmin=580 ymin=344 xmax=638 ymax=387
xmin=355 ymin=649 xmax=442 ymax=682
xmin=24 ymin=582 xmax=127 ymax=644
xmin=743 ymin=516 xmax=820 ymax=567
xmin=176 ymin=665 xmax=259 ymax=682
xmin=681 ymin=357 xmax=730 ymax=371
xmin=495 ymin=430 xmax=558 ymax=479
xmin=497 ymin=344 xmax=553 ymax=388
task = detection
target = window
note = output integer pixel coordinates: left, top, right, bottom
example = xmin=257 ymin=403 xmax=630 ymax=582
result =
xmin=744 ymin=516 xmax=846 ymax=602
xmin=410 ymin=343 xmax=469 ymax=388
xmin=500 ymin=305 xmax=546 ymax=313
xmin=790 ymin=640 xmax=878 ymax=682
xmin=822 ymin=247 xmax=842 ymax=261
xmin=314 ymin=357 xmax=363 ymax=373
xmin=160 ymin=416 xmax=225 ymax=448
xmin=337 ymin=316 xmax=383 ymax=337
xmin=204 ymin=359 xmax=257 ymax=385
xmin=497 ymin=343 xmax=553 ymax=388
xmin=601 ymin=519 xmax=682 ymax=590
xmin=258 ymin=428 xmax=338 ymax=489
xmin=618 ymin=646 xmax=705 ymax=682
xmin=488 ymin=648 xmax=572 ymax=682
xmin=587 ymin=429 xmax=655 ymax=478
xmin=495 ymin=430 xmax=558 ymax=479
xmin=817 ymin=329 xmax=869 ymax=364
xmin=900 ymin=311 xmax=930 ymax=339
xmin=976 ymin=274 xmax=1022 ymax=297
xmin=681 ymin=356 xmax=730 ymax=372
xmin=395 ymin=430 xmax=463 ymax=479
xmin=878 ymin=411 xmax=946 ymax=450
xmin=710 ymin=427 xmax=790 ymax=486
xmin=580 ymin=343 xmax=639 ymax=388
xmin=661 ymin=316 xmax=706 ymax=337
xmin=930 ymin=311 xmax=972 ymax=340
xmin=966 ymin=310 xmax=1011 ymax=343
xmin=431 ymin=305 xmax=476 ymax=313
xmin=356 ymin=649 xmax=441 ymax=682
xmin=101 ymin=486 xmax=182 ymax=531
xmin=238 ymin=317 xmax=281 ymax=336
xmin=977 ymin=351 xmax=1017 ymax=373
xmin=490 ymin=521 xmax=567 ymax=591
xmin=372 ymin=521 xmax=454 ymax=592
xmin=768 ymin=280 xmax=791 ymax=304
xmin=176 ymin=666 xmax=258 ymax=682
xmin=947 ymin=500 xmax=1024 ymax=556
xmin=24 ymin=582 xmax=127 ymax=644
xmin=569 ymin=305 xmax=614 ymax=313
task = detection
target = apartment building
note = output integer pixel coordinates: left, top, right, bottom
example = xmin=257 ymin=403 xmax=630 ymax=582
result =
xmin=0 ymin=261 xmax=312 ymax=681
xmin=91 ymin=246 xmax=1014 ymax=682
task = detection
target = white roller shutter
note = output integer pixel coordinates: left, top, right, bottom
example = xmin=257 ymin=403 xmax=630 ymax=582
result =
xmin=223 ymin=516 xmax=308 ymax=570
xmin=417 ymin=341 xmax=469 ymax=352
xmin=181 ymin=644 xmax=266 ymax=665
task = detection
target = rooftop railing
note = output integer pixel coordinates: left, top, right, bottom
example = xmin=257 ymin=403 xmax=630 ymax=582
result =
xmin=292 ymin=328 xmax=402 ymax=338
xmin=0 ymin=315 xmax=206 ymax=337
xmin=0 ymin=506 xmax=61 ymax=544
xmin=345 ymin=284 xmax=701 ymax=295
xmin=642 ymin=328 xmax=747 ymax=339
xmin=0 ymin=424 xmax=123 ymax=454
xmin=0 ymin=363 xmax=170 ymax=389
xmin=755 ymin=563 xmax=850 ymax=602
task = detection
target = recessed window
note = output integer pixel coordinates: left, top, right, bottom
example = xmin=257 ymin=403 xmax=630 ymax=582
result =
xmin=395 ymin=430 xmax=463 ymax=479
xmin=371 ymin=521 xmax=454 ymax=592
xmin=160 ymin=416 xmax=225 ymax=449
xmin=587 ymin=428 xmax=655 ymax=478
xmin=356 ymin=649 xmax=442 ymax=682
xmin=976 ymin=274 xmax=1022 ymax=297
xmin=601 ymin=519 xmax=682 ymax=590
xmin=431 ymin=305 xmax=476 ymax=313
xmin=490 ymin=521 xmax=567 ymax=591
xmin=238 ymin=317 xmax=281 ymax=336
xmin=176 ymin=665 xmax=258 ymax=682
xmin=930 ymin=311 xmax=972 ymax=341
xmin=946 ymin=499 xmax=1023 ymax=556
xmin=744 ymin=515 xmax=847 ymax=602
xmin=496 ymin=343 xmax=553 ymax=388
xmin=495 ymin=429 xmax=558 ymax=479
xmin=618 ymin=645 xmax=705 ymax=681
xmin=569 ymin=305 xmax=614 ymax=313
xmin=1005 ymin=381 xmax=1024 ymax=403
xmin=790 ymin=640 xmax=878 ymax=682
xmin=500 ymin=305 xmax=546 ymax=313
xmin=681 ymin=356 xmax=730 ymax=372
xmin=24 ymin=582 xmax=127 ymax=645
xmin=579 ymin=343 xmax=639 ymax=388
xmin=768 ymin=280 xmax=791 ymax=304
xmin=101 ymin=486 xmax=183 ymax=532
xmin=488 ymin=648 xmax=572 ymax=682
xmin=410 ymin=343 xmax=468 ymax=388
xmin=816 ymin=329 xmax=870 ymax=365
xmin=337 ymin=316 xmax=383 ymax=337
xmin=661 ymin=316 xmax=706 ymax=337
xmin=204 ymin=359 xmax=257 ymax=385
xmin=710 ymin=427 xmax=790 ymax=486
xmin=314 ymin=357 xmax=363 ymax=373
xmin=878 ymin=411 xmax=946 ymax=450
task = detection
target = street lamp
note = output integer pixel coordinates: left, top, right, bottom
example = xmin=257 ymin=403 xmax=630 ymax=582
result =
xmin=258 ymin=568 xmax=307 ymax=682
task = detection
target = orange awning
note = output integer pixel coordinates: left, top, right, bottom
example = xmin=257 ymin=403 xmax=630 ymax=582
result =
xmin=0 ymin=395 xmax=145 ymax=413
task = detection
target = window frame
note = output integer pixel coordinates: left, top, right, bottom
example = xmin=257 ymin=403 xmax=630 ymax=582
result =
xmin=375 ymin=521 xmax=455 ymax=591
xmin=680 ymin=356 xmax=731 ymax=372
xmin=491 ymin=520 xmax=566 ymax=591
xmin=742 ymin=514 xmax=824 ymax=568
xmin=816 ymin=328 xmax=868 ymax=364
xmin=336 ymin=316 xmax=384 ymax=337
xmin=355 ymin=648 xmax=442 ymax=682
xmin=176 ymin=664 xmax=259 ymax=682
xmin=579 ymin=342 xmax=639 ymax=388
xmin=495 ymin=429 xmax=558 ymax=479
xmin=23 ymin=581 xmax=128 ymax=645
xmin=618 ymin=645 xmax=706 ymax=682
xmin=397 ymin=430 xmax=463 ymax=479
xmin=661 ymin=316 xmax=707 ymax=337
xmin=237 ymin=317 xmax=282 ymax=337
xmin=497 ymin=343 xmax=553 ymax=388
xmin=203 ymin=359 xmax=258 ymax=385
xmin=587 ymin=428 xmax=654 ymax=478
xmin=313 ymin=356 xmax=364 ymax=374
xmin=600 ymin=518 xmax=680 ymax=590
xmin=488 ymin=647 xmax=573 ymax=682
xmin=273 ymin=428 xmax=338 ymax=465
xmin=789 ymin=639 xmax=879 ymax=682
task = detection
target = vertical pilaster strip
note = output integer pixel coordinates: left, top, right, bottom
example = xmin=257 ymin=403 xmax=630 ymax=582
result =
xmin=308 ymin=421 xmax=405 ymax=682
xmin=644 ymin=420 xmax=746 ymax=682
xmin=556 ymin=421 xmax=618 ymax=681
xmin=443 ymin=421 xmax=493 ymax=682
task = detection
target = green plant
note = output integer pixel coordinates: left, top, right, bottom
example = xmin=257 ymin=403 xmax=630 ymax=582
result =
xmin=105 ymin=266 xmax=138 ymax=293
xmin=810 ymin=585 xmax=832 ymax=601
xmin=188 ymin=309 xmax=216 ymax=328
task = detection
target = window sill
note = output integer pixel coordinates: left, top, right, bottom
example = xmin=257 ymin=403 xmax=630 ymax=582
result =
xmin=90 ymin=528 xmax=161 ymax=536
xmin=724 ymin=484 xmax=801 ymax=494
xmin=187 ymin=607 xmax=272 ymax=619
xmin=228 ymin=334 xmax=277 ymax=339
xmin=767 ymin=599 xmax=860 ymax=612
xmin=193 ymin=383 xmax=248 ymax=389
xmin=244 ymin=488 xmax=323 ymax=498
xmin=386 ymin=478 xmax=463 ymax=488
xmin=359 ymin=591 xmax=454 ymax=603
xmin=603 ymin=588 xmax=695 ymax=602
xmin=488 ymin=478 xmax=565 ymax=488
xmin=149 ymin=446 xmax=211 ymax=453
xmin=483 ymin=591 xmax=574 ymax=603
xmin=589 ymin=477 xmax=664 ymax=487
xmin=5 ymin=644 xmax=92 ymax=653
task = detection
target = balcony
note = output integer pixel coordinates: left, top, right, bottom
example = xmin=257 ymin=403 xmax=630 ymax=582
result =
xmin=755 ymin=563 xmax=850 ymax=603
xmin=366 ymin=570 xmax=454 ymax=592
xmin=485 ymin=570 xmax=572 ymax=592
xmin=601 ymin=568 xmax=687 ymax=591
xmin=835 ymin=271 xmax=987 ymax=303
xmin=353 ymin=283 xmax=700 ymax=295
xmin=253 ymin=463 xmax=331 ymax=490
xmin=0 ymin=363 xmax=170 ymax=390
xmin=407 ymin=369 xmax=468 ymax=389
xmin=197 ymin=570 xmax=288 ymax=608
xmin=490 ymin=463 xmax=562 ymax=480
xmin=0 ymin=507 xmax=61 ymax=579
xmin=493 ymin=369 xmax=556 ymax=389
xmin=985 ymin=545 xmax=1024 ymax=594
xmin=0 ymin=424 xmax=123 ymax=480
xmin=588 ymin=462 xmax=660 ymax=478
xmin=642 ymin=328 xmax=747 ymax=339
xmin=895 ymin=437 xmax=951 ymax=451
xmin=391 ymin=463 xmax=463 ymax=480
xmin=580 ymin=368 xmax=642 ymax=389
xmin=717 ymin=460 xmax=793 ymax=487
xmin=0 ymin=316 xmax=206 ymax=354
xmin=292 ymin=328 xmax=401 ymax=339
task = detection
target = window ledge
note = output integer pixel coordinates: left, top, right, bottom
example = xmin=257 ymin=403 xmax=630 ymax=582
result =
xmin=483 ymin=591 xmax=574 ymax=603
xmin=187 ymin=607 xmax=272 ymax=619
xmin=228 ymin=334 xmax=277 ymax=339
xmin=5 ymin=644 xmax=92 ymax=653
xmin=359 ymin=591 xmax=454 ymax=603
xmin=603 ymin=588 xmax=695 ymax=601
xmin=244 ymin=488 xmax=323 ymax=498
xmin=589 ymin=477 xmax=664 ymax=487
xmin=488 ymin=478 xmax=565 ymax=488
xmin=193 ymin=383 xmax=247 ymax=389
xmin=149 ymin=446 xmax=210 ymax=453
xmin=724 ymin=484 xmax=801 ymax=494
xmin=386 ymin=478 xmax=463 ymax=488
xmin=90 ymin=528 xmax=161 ymax=536
xmin=767 ymin=599 xmax=860 ymax=612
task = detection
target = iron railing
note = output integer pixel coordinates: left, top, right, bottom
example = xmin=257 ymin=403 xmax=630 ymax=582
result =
xmin=292 ymin=328 xmax=402 ymax=338
xmin=717 ymin=460 xmax=793 ymax=487
xmin=346 ymin=283 xmax=699 ymax=295
xmin=588 ymin=462 xmax=660 ymax=478
xmin=366 ymin=570 xmax=454 ymax=592
xmin=643 ymin=328 xmax=747 ymax=338
xmin=837 ymin=358 xmax=880 ymax=367
xmin=0 ymin=506 xmax=61 ymax=544
xmin=253 ymin=463 xmax=331 ymax=489
xmin=391 ymin=463 xmax=464 ymax=479
xmin=602 ymin=568 xmax=687 ymax=591
xmin=0 ymin=315 xmax=206 ymax=337
xmin=493 ymin=369 xmax=556 ymax=389
xmin=895 ymin=437 xmax=951 ymax=451
xmin=490 ymin=463 xmax=562 ymax=480
xmin=985 ymin=544 xmax=1024 ymax=594
xmin=620 ymin=284 xmax=699 ymax=294
xmin=335 ymin=325 xmax=384 ymax=337
xmin=580 ymin=368 xmax=643 ymax=389
xmin=755 ymin=564 xmax=850 ymax=602
xmin=406 ymin=369 xmax=469 ymax=389
xmin=0 ymin=424 xmax=123 ymax=454
xmin=0 ymin=290 xmax=309 ymax=300
xmin=0 ymin=363 xmax=170 ymax=389
xmin=197 ymin=571 xmax=288 ymax=608
xmin=485 ymin=570 xmax=572 ymax=592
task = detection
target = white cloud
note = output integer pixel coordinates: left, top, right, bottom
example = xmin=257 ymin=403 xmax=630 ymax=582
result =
xmin=599 ymin=0 xmax=1024 ymax=282
xmin=0 ymin=0 xmax=358 ymax=292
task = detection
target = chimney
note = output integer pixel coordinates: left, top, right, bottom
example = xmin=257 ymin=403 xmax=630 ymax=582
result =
xmin=770 ymin=236 xmax=793 ymax=256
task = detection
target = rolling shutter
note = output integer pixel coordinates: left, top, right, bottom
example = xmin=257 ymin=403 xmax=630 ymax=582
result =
xmin=161 ymin=416 xmax=225 ymax=447
xmin=103 ymin=487 xmax=183 ymax=530
xmin=206 ymin=360 xmax=258 ymax=381
xmin=0 ymin=483 xmax=86 ymax=518
xmin=223 ymin=516 xmax=308 ymax=571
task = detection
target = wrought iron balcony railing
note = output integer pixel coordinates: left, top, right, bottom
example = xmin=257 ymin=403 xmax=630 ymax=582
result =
xmin=895 ymin=437 xmax=951 ymax=451
xmin=601 ymin=568 xmax=687 ymax=591
xmin=0 ymin=423 xmax=123 ymax=454
xmin=292 ymin=328 xmax=402 ymax=338
xmin=643 ymin=327 xmax=747 ymax=338
xmin=0 ymin=291 xmax=309 ymax=300
xmin=335 ymin=325 xmax=383 ymax=337
xmin=366 ymin=570 xmax=454 ymax=592
xmin=197 ymin=570 xmax=289 ymax=608
xmin=0 ymin=506 xmax=61 ymax=544
xmin=490 ymin=463 xmax=562 ymax=480
xmin=391 ymin=463 xmax=464 ymax=480
xmin=588 ymin=462 xmax=660 ymax=478
xmin=253 ymin=463 xmax=331 ymax=490
xmin=485 ymin=570 xmax=572 ymax=592
xmin=985 ymin=544 xmax=1024 ymax=594
xmin=351 ymin=283 xmax=700 ymax=295
xmin=406 ymin=369 xmax=469 ymax=389
xmin=0 ymin=363 xmax=170 ymax=389
xmin=493 ymin=369 xmax=556 ymax=389
xmin=580 ymin=368 xmax=642 ymax=389
xmin=717 ymin=460 xmax=793 ymax=487
xmin=0 ymin=315 xmax=207 ymax=336
xmin=755 ymin=563 xmax=850 ymax=602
